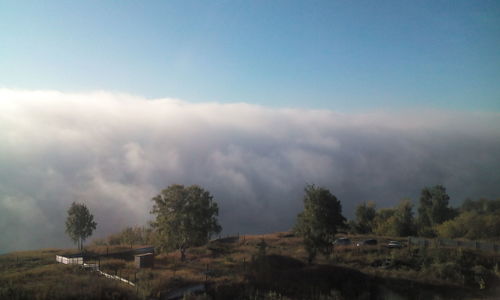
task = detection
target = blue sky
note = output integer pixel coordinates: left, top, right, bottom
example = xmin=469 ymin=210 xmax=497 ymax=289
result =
xmin=1 ymin=1 xmax=500 ymax=252
xmin=1 ymin=0 xmax=499 ymax=112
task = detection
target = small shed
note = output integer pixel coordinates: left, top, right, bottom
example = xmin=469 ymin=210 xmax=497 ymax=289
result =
xmin=135 ymin=253 xmax=154 ymax=268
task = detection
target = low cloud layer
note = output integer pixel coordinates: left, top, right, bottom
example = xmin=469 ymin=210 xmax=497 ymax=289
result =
xmin=1 ymin=89 xmax=499 ymax=253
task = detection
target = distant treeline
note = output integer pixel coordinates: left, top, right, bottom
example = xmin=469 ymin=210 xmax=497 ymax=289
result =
xmin=349 ymin=185 xmax=500 ymax=240
xmin=94 ymin=184 xmax=500 ymax=247
xmin=93 ymin=226 xmax=157 ymax=246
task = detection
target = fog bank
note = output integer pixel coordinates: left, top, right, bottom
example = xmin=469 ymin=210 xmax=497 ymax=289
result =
xmin=1 ymin=89 xmax=499 ymax=253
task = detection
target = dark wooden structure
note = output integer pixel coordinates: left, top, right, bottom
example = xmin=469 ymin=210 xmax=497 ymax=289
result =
xmin=134 ymin=253 xmax=154 ymax=268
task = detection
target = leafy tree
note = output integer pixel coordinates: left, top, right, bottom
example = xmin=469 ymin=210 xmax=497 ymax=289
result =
xmin=373 ymin=200 xmax=415 ymax=237
xmin=65 ymin=202 xmax=97 ymax=251
xmin=436 ymin=211 xmax=500 ymax=239
xmin=393 ymin=199 xmax=416 ymax=236
xmin=106 ymin=226 xmax=156 ymax=246
xmin=151 ymin=184 xmax=222 ymax=260
xmin=294 ymin=184 xmax=346 ymax=264
xmin=461 ymin=198 xmax=500 ymax=214
xmin=353 ymin=201 xmax=376 ymax=233
xmin=417 ymin=185 xmax=456 ymax=236
xmin=373 ymin=208 xmax=395 ymax=236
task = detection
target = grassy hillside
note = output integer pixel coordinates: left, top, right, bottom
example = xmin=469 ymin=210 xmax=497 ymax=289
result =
xmin=1 ymin=233 xmax=499 ymax=299
xmin=0 ymin=247 xmax=138 ymax=300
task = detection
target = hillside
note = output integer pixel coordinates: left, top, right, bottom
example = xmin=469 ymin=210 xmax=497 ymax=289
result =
xmin=1 ymin=233 xmax=499 ymax=300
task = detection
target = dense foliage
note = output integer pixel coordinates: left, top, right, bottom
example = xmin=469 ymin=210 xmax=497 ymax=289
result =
xmin=352 ymin=201 xmax=376 ymax=234
xmin=417 ymin=185 xmax=456 ymax=237
xmin=435 ymin=198 xmax=500 ymax=240
xmin=373 ymin=199 xmax=416 ymax=237
xmin=151 ymin=184 xmax=222 ymax=260
xmin=103 ymin=226 xmax=157 ymax=246
xmin=294 ymin=185 xmax=346 ymax=264
xmin=348 ymin=185 xmax=500 ymax=241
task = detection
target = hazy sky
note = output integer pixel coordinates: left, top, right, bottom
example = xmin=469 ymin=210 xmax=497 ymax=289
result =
xmin=1 ymin=1 xmax=500 ymax=253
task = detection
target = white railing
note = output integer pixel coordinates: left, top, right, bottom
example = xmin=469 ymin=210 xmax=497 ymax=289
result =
xmin=98 ymin=270 xmax=135 ymax=286
xmin=55 ymin=255 xmax=135 ymax=287
xmin=56 ymin=255 xmax=83 ymax=265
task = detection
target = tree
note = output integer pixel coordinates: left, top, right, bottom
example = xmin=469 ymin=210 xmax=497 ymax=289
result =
xmin=373 ymin=200 xmax=415 ymax=237
xmin=436 ymin=211 xmax=500 ymax=240
xmin=392 ymin=199 xmax=416 ymax=236
xmin=461 ymin=198 xmax=500 ymax=214
xmin=353 ymin=201 xmax=376 ymax=234
xmin=436 ymin=197 xmax=500 ymax=239
xmin=106 ymin=226 xmax=156 ymax=246
xmin=294 ymin=184 xmax=346 ymax=264
xmin=65 ymin=202 xmax=97 ymax=251
xmin=151 ymin=184 xmax=222 ymax=261
xmin=373 ymin=208 xmax=395 ymax=236
xmin=417 ymin=185 xmax=456 ymax=236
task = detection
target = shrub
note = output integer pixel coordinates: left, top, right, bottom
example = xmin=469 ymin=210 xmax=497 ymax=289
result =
xmin=428 ymin=261 xmax=464 ymax=283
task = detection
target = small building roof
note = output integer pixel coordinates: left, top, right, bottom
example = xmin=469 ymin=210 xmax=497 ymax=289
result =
xmin=135 ymin=252 xmax=154 ymax=257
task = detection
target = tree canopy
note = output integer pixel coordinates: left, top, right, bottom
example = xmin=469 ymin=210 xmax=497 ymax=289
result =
xmin=461 ymin=198 xmax=500 ymax=214
xmin=417 ymin=185 xmax=456 ymax=236
xmin=374 ymin=199 xmax=416 ymax=237
xmin=353 ymin=201 xmax=376 ymax=234
xmin=65 ymin=202 xmax=97 ymax=251
xmin=151 ymin=184 xmax=222 ymax=260
xmin=294 ymin=184 xmax=346 ymax=264
xmin=437 ymin=198 xmax=500 ymax=240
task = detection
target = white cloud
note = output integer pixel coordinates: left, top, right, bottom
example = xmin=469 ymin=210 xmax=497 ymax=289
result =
xmin=1 ymin=88 xmax=499 ymax=253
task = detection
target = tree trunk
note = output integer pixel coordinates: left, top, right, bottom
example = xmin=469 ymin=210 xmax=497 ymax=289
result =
xmin=180 ymin=247 xmax=186 ymax=261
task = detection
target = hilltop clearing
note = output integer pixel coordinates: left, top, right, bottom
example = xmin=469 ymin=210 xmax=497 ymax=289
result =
xmin=1 ymin=233 xmax=499 ymax=299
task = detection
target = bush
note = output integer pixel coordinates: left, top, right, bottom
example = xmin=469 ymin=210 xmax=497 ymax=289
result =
xmin=428 ymin=261 xmax=464 ymax=283
xmin=436 ymin=211 xmax=500 ymax=240
xmin=471 ymin=265 xmax=494 ymax=289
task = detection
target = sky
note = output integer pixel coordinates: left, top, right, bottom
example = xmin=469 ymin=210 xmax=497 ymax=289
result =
xmin=0 ymin=1 xmax=500 ymax=253
xmin=1 ymin=0 xmax=499 ymax=111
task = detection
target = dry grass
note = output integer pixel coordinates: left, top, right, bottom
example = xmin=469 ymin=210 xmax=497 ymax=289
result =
xmin=0 ymin=253 xmax=138 ymax=300
xmin=2 ymin=233 xmax=498 ymax=299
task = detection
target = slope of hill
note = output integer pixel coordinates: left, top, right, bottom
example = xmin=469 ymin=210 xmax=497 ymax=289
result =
xmin=1 ymin=233 xmax=499 ymax=300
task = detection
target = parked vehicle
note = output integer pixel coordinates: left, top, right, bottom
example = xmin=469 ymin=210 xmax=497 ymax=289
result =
xmin=385 ymin=240 xmax=403 ymax=249
xmin=333 ymin=238 xmax=351 ymax=246
xmin=356 ymin=239 xmax=377 ymax=246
